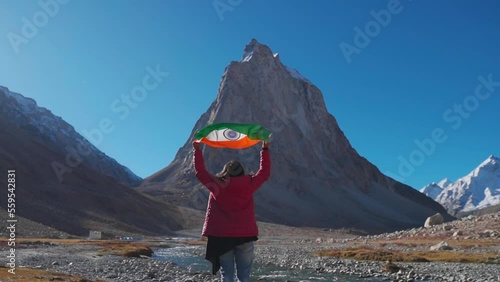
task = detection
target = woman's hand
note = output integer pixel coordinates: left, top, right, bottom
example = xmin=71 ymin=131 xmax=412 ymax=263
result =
xmin=193 ymin=141 xmax=202 ymax=150
xmin=262 ymin=141 xmax=269 ymax=149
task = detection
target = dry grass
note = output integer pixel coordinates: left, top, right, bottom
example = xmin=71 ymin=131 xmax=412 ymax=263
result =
xmin=317 ymin=246 xmax=429 ymax=262
xmin=316 ymin=246 xmax=500 ymax=264
xmin=0 ymin=266 xmax=105 ymax=282
xmin=0 ymin=238 xmax=153 ymax=258
xmin=97 ymin=242 xmax=153 ymax=257
xmin=178 ymin=239 xmax=207 ymax=246
xmin=371 ymin=238 xmax=500 ymax=249
xmin=0 ymin=240 xmax=151 ymax=281
xmin=0 ymin=238 xmax=89 ymax=246
xmin=450 ymin=239 xmax=500 ymax=249
xmin=370 ymin=238 xmax=500 ymax=249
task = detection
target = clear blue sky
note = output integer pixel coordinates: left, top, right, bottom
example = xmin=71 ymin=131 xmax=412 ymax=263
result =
xmin=1 ymin=0 xmax=499 ymax=189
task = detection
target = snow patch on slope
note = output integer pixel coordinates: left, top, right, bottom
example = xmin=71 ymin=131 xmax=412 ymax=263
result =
xmin=285 ymin=66 xmax=311 ymax=83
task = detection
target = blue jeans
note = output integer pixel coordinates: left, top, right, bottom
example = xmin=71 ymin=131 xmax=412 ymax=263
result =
xmin=219 ymin=241 xmax=254 ymax=282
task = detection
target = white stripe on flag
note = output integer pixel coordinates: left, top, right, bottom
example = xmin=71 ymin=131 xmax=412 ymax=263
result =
xmin=205 ymin=129 xmax=248 ymax=142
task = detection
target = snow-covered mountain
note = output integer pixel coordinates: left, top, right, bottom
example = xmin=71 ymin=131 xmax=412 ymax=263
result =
xmin=420 ymin=178 xmax=451 ymax=200
xmin=437 ymin=178 xmax=452 ymax=188
xmin=0 ymin=85 xmax=141 ymax=186
xmin=420 ymin=183 xmax=444 ymax=200
xmin=141 ymin=39 xmax=450 ymax=233
xmin=421 ymin=156 xmax=500 ymax=215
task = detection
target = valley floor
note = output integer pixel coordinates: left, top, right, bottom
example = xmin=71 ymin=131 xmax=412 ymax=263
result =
xmin=1 ymin=213 xmax=499 ymax=282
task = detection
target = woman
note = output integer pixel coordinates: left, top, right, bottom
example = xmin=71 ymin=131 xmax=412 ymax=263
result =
xmin=193 ymin=140 xmax=271 ymax=282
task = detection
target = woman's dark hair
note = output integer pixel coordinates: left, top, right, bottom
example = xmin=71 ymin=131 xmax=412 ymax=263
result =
xmin=216 ymin=160 xmax=245 ymax=180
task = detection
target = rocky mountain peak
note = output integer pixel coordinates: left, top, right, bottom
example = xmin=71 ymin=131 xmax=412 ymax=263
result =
xmin=469 ymin=155 xmax=499 ymax=179
xmin=141 ymin=39 xmax=449 ymax=233
xmin=241 ymin=38 xmax=274 ymax=62
xmin=479 ymin=155 xmax=499 ymax=169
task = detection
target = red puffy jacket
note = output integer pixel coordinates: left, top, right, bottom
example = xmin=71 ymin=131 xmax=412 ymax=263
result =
xmin=194 ymin=148 xmax=271 ymax=237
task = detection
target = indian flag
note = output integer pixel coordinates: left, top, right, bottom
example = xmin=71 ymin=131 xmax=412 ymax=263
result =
xmin=194 ymin=123 xmax=271 ymax=149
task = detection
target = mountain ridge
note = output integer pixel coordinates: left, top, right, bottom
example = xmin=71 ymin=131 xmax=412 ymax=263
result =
xmin=0 ymin=86 xmax=184 ymax=236
xmin=0 ymin=85 xmax=141 ymax=186
xmin=421 ymin=155 xmax=500 ymax=215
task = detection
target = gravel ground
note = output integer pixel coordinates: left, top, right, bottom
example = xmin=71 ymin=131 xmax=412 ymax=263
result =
xmin=10 ymin=243 xmax=217 ymax=282
xmin=255 ymin=244 xmax=500 ymax=282
xmin=2 ymin=212 xmax=499 ymax=282
xmin=6 ymin=240 xmax=499 ymax=282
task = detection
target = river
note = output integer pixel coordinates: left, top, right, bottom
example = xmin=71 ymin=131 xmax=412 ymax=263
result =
xmin=153 ymin=245 xmax=387 ymax=282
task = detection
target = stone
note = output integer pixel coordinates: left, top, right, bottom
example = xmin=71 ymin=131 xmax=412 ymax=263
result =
xmin=430 ymin=241 xmax=453 ymax=251
xmin=105 ymin=273 xmax=118 ymax=279
xmin=384 ymin=261 xmax=400 ymax=273
xmin=407 ymin=269 xmax=416 ymax=278
xmin=424 ymin=213 xmax=444 ymax=228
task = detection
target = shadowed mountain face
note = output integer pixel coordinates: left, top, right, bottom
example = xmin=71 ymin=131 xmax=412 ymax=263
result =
xmin=0 ymin=87 xmax=184 ymax=236
xmin=0 ymin=86 xmax=141 ymax=186
xmin=140 ymin=39 xmax=451 ymax=233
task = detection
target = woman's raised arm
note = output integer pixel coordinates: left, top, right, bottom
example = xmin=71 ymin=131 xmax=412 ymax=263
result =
xmin=193 ymin=141 xmax=220 ymax=194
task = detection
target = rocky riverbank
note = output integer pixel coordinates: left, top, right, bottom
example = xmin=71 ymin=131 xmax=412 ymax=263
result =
xmin=1 ymin=212 xmax=499 ymax=282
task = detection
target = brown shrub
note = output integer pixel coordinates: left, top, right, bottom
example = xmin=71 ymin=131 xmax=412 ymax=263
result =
xmin=316 ymin=246 xmax=498 ymax=263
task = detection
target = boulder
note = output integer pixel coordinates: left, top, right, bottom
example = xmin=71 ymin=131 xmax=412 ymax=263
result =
xmin=424 ymin=213 xmax=444 ymax=228
xmin=430 ymin=241 xmax=453 ymax=251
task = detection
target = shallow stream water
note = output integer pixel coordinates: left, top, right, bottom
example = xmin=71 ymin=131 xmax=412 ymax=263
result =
xmin=153 ymin=246 xmax=386 ymax=282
